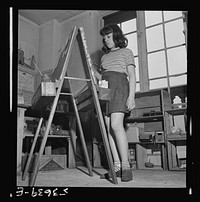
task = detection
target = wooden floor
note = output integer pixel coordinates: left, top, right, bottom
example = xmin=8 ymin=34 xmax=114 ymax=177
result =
xmin=17 ymin=166 xmax=186 ymax=188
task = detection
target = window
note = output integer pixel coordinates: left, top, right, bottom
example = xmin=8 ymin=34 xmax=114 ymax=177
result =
xmin=145 ymin=10 xmax=187 ymax=90
xmin=103 ymin=11 xmax=187 ymax=93
xmin=145 ymin=10 xmax=162 ymax=27
xmin=146 ymin=25 xmax=164 ymax=52
xmin=148 ymin=51 xmax=166 ymax=79
xmin=119 ymin=18 xmax=140 ymax=92
xmin=167 ymin=46 xmax=187 ymax=75
xmin=165 ymin=19 xmax=185 ymax=47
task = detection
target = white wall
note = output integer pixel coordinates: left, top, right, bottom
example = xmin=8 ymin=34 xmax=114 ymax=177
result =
xmin=38 ymin=19 xmax=60 ymax=72
xmin=60 ymin=11 xmax=103 ymax=66
xmin=18 ymin=15 xmax=39 ymax=66
xmin=18 ymin=10 xmax=103 ymax=73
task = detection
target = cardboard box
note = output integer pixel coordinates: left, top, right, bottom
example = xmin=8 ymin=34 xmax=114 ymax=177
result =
xmin=31 ymin=82 xmax=56 ymax=110
xmin=139 ymin=131 xmax=155 ymax=142
xmin=41 ymin=82 xmax=56 ymax=96
xmin=126 ymin=123 xmax=144 ymax=142
xmin=21 ymin=154 xmax=66 ymax=172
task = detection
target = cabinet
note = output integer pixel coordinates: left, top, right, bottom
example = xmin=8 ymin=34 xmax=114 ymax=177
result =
xmin=125 ymin=89 xmax=172 ymax=170
xmin=164 ymin=106 xmax=187 ymax=170
xmin=18 ymin=65 xmax=37 ymax=107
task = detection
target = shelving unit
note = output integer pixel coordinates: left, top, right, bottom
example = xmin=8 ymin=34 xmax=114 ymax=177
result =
xmin=164 ymin=105 xmax=187 ymax=170
xmin=125 ymin=89 xmax=172 ymax=170
xmin=17 ymin=97 xmax=77 ymax=177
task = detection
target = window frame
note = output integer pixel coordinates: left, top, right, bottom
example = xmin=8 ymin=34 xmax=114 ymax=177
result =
xmin=145 ymin=11 xmax=187 ymax=92
xmin=102 ymin=10 xmax=187 ymax=93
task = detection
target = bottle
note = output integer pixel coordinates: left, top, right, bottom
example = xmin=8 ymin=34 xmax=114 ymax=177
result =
xmin=173 ymin=96 xmax=182 ymax=108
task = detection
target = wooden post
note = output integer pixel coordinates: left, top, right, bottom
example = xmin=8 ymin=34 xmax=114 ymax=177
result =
xmin=17 ymin=107 xmax=26 ymax=175
xmin=136 ymin=11 xmax=149 ymax=92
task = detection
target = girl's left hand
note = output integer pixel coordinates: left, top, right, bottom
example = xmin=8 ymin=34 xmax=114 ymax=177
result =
xmin=126 ymin=96 xmax=136 ymax=111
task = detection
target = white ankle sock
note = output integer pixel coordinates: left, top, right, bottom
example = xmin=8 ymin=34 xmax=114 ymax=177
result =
xmin=122 ymin=161 xmax=130 ymax=170
xmin=114 ymin=161 xmax=121 ymax=172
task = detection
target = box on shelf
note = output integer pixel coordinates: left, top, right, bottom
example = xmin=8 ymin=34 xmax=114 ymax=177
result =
xmin=126 ymin=123 xmax=144 ymax=143
xmin=31 ymin=82 xmax=56 ymax=110
xmin=139 ymin=131 xmax=155 ymax=142
xmin=21 ymin=154 xmax=67 ymax=172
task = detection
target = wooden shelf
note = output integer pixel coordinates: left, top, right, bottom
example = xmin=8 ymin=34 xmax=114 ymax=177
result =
xmin=24 ymin=133 xmax=70 ymax=138
xmin=167 ymin=133 xmax=186 ymax=141
xmin=166 ymin=107 xmax=187 ymax=116
xmin=126 ymin=115 xmax=164 ymax=123
xmin=25 ymin=107 xmax=75 ymax=119
xmin=129 ymin=141 xmax=164 ymax=144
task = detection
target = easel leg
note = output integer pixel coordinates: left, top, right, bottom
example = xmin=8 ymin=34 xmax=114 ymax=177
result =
xmin=68 ymin=116 xmax=77 ymax=168
xmin=71 ymin=97 xmax=93 ymax=176
xmin=22 ymin=117 xmax=43 ymax=181
xmin=90 ymin=83 xmax=118 ymax=184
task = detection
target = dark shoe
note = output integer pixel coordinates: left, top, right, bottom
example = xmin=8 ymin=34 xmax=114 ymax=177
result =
xmin=100 ymin=170 xmax=121 ymax=179
xmin=121 ymin=169 xmax=132 ymax=182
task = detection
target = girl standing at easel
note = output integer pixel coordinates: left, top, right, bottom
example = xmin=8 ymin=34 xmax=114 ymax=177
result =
xmin=94 ymin=24 xmax=136 ymax=182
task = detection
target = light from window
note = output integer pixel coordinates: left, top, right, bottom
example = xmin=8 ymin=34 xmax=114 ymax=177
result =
xmin=165 ymin=19 xmax=185 ymax=47
xmin=126 ymin=33 xmax=138 ymax=56
xmin=148 ymin=51 xmax=167 ymax=79
xmin=134 ymin=57 xmax=139 ymax=82
xmin=136 ymin=82 xmax=140 ymax=92
xmin=164 ymin=11 xmax=183 ymax=21
xmin=167 ymin=46 xmax=187 ymax=75
xmin=145 ymin=11 xmax=162 ymax=27
xmin=150 ymin=78 xmax=168 ymax=90
xmin=121 ymin=18 xmax=137 ymax=33
xmin=146 ymin=25 xmax=164 ymax=52
xmin=170 ymin=75 xmax=187 ymax=87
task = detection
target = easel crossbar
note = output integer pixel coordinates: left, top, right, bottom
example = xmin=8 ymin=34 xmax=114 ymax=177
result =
xmin=60 ymin=92 xmax=73 ymax=96
xmin=64 ymin=76 xmax=91 ymax=82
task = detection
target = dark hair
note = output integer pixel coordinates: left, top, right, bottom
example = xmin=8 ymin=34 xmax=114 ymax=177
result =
xmin=100 ymin=24 xmax=128 ymax=53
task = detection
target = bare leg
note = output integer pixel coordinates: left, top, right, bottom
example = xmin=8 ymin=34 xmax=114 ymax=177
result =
xmin=110 ymin=112 xmax=132 ymax=181
xmin=104 ymin=115 xmax=120 ymax=162
xmin=110 ymin=112 xmax=129 ymax=162
xmin=102 ymin=113 xmax=132 ymax=181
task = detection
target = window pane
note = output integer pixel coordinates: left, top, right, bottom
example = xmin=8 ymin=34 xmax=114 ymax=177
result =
xmin=145 ymin=11 xmax=162 ymax=27
xmin=126 ymin=33 xmax=138 ymax=56
xmin=165 ymin=19 xmax=185 ymax=47
xmin=134 ymin=57 xmax=139 ymax=82
xmin=167 ymin=46 xmax=187 ymax=75
xmin=150 ymin=78 xmax=168 ymax=90
xmin=170 ymin=74 xmax=187 ymax=87
xmin=148 ymin=51 xmax=167 ymax=79
xmin=122 ymin=18 xmax=137 ymax=33
xmin=146 ymin=25 xmax=164 ymax=52
xmin=164 ymin=11 xmax=182 ymax=21
xmin=136 ymin=82 xmax=140 ymax=92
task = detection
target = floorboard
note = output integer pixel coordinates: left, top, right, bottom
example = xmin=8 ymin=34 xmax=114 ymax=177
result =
xmin=17 ymin=167 xmax=186 ymax=188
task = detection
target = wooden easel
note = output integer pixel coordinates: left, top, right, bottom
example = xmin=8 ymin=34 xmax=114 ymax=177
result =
xmin=22 ymin=26 xmax=117 ymax=186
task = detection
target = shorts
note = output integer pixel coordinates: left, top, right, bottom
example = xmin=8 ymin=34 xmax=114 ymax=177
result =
xmin=102 ymin=71 xmax=129 ymax=116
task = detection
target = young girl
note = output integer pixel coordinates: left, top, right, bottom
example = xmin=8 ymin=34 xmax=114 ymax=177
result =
xmin=94 ymin=24 xmax=136 ymax=182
